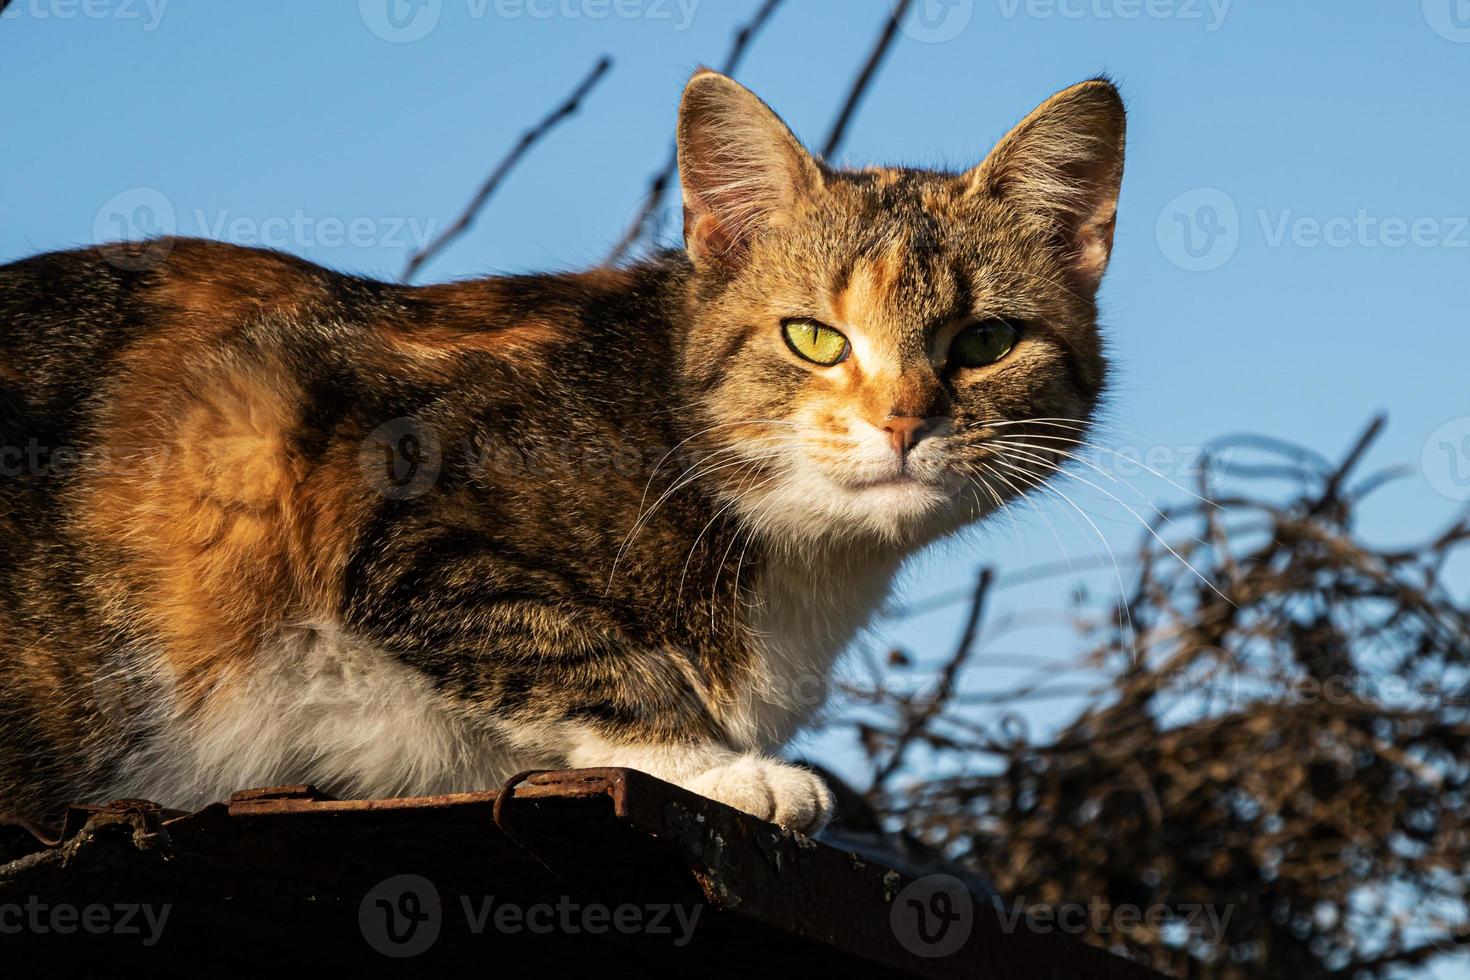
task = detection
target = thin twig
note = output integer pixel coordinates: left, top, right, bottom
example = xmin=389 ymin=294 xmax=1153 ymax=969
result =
xmin=845 ymin=417 xmax=1470 ymax=977
xmin=870 ymin=565 xmax=993 ymax=791
xmin=403 ymin=56 xmax=613 ymax=283
xmin=604 ymin=0 xmax=785 ymax=265
xmin=820 ymin=0 xmax=915 ymax=161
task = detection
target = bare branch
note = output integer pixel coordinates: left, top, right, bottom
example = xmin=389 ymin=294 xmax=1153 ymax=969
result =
xmin=870 ymin=565 xmax=993 ymax=791
xmin=403 ymin=56 xmax=613 ymax=283
xmin=603 ymin=0 xmax=785 ymax=265
xmin=820 ymin=0 xmax=915 ymax=161
xmin=841 ymin=417 xmax=1470 ymax=978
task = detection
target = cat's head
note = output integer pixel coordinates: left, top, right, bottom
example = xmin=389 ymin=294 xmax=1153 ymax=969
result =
xmin=674 ymin=70 xmax=1124 ymax=550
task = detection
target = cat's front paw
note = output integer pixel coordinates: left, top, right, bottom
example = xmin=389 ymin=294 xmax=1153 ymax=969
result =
xmin=687 ymin=755 xmax=833 ymax=834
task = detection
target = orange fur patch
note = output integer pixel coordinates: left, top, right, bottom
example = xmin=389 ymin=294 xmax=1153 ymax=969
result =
xmin=834 ymin=237 xmax=907 ymax=329
xmin=80 ymin=357 xmax=302 ymax=700
xmin=382 ymin=318 xmax=565 ymax=360
xmin=73 ymin=244 xmax=367 ymax=706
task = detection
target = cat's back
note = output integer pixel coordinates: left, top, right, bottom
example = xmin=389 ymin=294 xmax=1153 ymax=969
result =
xmin=0 ymin=238 xmax=345 ymax=399
xmin=0 ymin=235 xmax=681 ymax=650
xmin=0 ymin=238 xmax=679 ymax=818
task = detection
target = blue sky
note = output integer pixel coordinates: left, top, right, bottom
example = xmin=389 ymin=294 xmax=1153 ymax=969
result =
xmin=4 ymin=1 xmax=1469 ymax=970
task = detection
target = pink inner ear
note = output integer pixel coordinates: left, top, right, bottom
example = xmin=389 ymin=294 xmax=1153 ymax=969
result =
xmin=687 ymin=210 xmax=739 ymax=264
xmin=1071 ymin=208 xmax=1117 ymax=289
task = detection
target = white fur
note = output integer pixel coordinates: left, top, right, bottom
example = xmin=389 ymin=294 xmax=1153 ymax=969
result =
xmin=104 ymin=625 xmax=532 ymax=809
xmin=551 ymin=547 xmax=897 ymax=832
xmin=100 ymin=544 xmax=890 ymax=831
xmin=731 ymin=547 xmax=900 ymax=747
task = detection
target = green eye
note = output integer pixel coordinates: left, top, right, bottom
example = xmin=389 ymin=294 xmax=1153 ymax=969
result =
xmin=781 ymin=318 xmax=850 ymax=366
xmin=950 ymin=319 xmax=1021 ymax=368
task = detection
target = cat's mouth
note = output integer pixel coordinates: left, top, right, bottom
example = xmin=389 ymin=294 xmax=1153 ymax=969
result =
xmin=834 ymin=465 xmax=953 ymax=500
xmin=847 ymin=472 xmax=928 ymax=489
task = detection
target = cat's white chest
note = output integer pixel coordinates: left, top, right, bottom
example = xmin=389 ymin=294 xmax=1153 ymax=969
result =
xmin=728 ymin=550 xmax=899 ymax=750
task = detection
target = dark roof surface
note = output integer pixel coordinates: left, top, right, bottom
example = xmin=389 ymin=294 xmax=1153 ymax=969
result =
xmin=0 ymin=767 xmax=1168 ymax=978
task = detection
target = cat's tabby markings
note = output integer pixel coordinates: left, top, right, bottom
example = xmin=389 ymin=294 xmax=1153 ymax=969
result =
xmin=0 ymin=70 xmax=1124 ymax=832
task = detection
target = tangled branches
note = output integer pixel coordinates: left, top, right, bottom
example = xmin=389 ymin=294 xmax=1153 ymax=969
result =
xmin=844 ymin=418 xmax=1470 ymax=978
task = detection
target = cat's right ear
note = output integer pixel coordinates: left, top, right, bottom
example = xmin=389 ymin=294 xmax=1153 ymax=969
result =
xmin=677 ymin=69 xmax=823 ymax=270
xmin=961 ymin=79 xmax=1126 ymax=294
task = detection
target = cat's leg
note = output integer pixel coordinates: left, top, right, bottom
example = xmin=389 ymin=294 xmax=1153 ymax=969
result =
xmin=344 ymin=528 xmax=834 ymax=832
xmin=561 ymin=734 xmax=834 ymax=833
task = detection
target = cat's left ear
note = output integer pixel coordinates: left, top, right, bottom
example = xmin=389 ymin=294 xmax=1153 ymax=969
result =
xmin=677 ymin=69 xmax=824 ymax=270
xmin=963 ymin=79 xmax=1126 ymax=293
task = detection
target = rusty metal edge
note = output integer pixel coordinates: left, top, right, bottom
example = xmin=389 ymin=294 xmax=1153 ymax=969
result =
xmin=3 ymin=768 xmax=1170 ymax=979
xmin=220 ymin=767 xmax=621 ymax=814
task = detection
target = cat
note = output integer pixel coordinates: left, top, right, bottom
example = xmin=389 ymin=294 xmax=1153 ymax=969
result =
xmin=0 ymin=69 xmax=1123 ymax=833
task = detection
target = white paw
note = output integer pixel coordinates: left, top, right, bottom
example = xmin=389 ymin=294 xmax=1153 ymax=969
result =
xmin=687 ymin=756 xmax=834 ymax=834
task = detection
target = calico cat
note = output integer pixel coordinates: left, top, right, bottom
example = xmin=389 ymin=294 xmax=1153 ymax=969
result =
xmin=0 ymin=70 xmax=1123 ymax=832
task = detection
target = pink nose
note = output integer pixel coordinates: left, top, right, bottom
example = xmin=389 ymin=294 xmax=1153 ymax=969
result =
xmin=882 ymin=416 xmax=928 ymax=457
